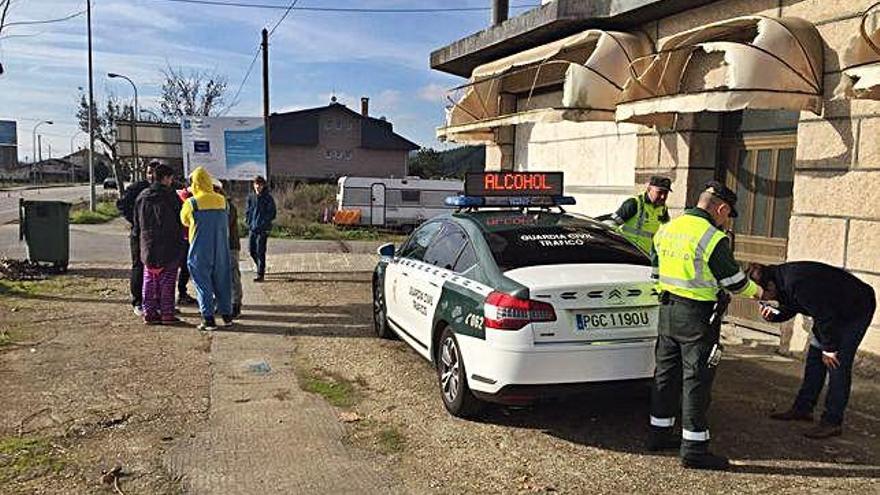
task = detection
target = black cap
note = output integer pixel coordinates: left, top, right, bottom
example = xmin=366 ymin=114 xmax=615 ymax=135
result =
xmin=704 ymin=180 xmax=738 ymax=218
xmin=649 ymin=175 xmax=672 ymax=191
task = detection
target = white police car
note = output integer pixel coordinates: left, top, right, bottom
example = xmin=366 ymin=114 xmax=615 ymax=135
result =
xmin=372 ymin=172 xmax=659 ymax=417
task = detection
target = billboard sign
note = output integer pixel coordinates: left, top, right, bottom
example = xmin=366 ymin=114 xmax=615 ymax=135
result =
xmin=180 ymin=117 xmax=266 ymax=180
xmin=0 ymin=120 xmax=17 ymax=146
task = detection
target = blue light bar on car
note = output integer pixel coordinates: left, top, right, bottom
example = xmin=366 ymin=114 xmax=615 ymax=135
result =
xmin=444 ymin=195 xmax=576 ymax=207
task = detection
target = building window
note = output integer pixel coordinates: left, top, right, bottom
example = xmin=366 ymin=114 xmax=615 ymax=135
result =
xmin=401 ymin=190 xmax=421 ymax=203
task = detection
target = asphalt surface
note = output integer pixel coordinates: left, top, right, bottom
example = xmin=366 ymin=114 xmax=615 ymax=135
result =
xmin=0 ymin=184 xmax=93 ymax=224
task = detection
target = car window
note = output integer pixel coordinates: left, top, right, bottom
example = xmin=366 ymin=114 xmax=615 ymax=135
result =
xmin=479 ymin=214 xmax=649 ymax=271
xmin=398 ymin=221 xmax=442 ymax=261
xmin=453 ymin=242 xmax=477 ymax=274
xmin=423 ymin=224 xmax=467 ymax=270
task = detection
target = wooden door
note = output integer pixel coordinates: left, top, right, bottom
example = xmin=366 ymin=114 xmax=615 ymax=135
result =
xmin=720 ymin=134 xmax=796 ymax=334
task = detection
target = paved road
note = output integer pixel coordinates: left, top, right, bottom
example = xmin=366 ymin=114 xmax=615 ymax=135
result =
xmin=0 ymin=184 xmax=94 ymax=224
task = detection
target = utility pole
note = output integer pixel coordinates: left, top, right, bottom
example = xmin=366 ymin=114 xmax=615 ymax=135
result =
xmin=87 ymin=0 xmax=97 ymax=211
xmin=262 ymin=27 xmax=271 ymax=187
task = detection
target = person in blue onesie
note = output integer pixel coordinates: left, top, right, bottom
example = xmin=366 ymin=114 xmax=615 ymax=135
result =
xmin=180 ymin=167 xmax=233 ymax=331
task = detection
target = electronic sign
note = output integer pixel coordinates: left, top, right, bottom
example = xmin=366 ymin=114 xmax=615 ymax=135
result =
xmin=465 ymin=172 xmax=564 ymax=197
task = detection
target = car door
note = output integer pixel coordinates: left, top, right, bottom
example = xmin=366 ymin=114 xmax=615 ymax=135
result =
xmin=410 ymin=222 xmax=470 ymax=347
xmin=384 ymin=221 xmax=443 ymax=346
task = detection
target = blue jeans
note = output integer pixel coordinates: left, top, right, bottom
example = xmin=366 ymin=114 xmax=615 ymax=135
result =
xmin=793 ymin=302 xmax=875 ymax=425
xmin=249 ymin=230 xmax=269 ymax=276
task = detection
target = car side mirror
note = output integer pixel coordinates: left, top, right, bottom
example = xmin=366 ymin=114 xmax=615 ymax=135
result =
xmin=377 ymin=243 xmax=395 ymax=257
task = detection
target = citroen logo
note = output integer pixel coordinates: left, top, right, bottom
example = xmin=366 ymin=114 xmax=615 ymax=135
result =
xmin=608 ymin=289 xmax=623 ymax=299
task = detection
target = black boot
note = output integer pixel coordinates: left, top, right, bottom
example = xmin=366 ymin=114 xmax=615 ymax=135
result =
xmin=681 ymin=439 xmax=729 ymax=471
xmin=647 ymin=427 xmax=680 ymax=452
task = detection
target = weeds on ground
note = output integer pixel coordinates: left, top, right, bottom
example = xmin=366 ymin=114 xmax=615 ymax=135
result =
xmin=0 ymin=329 xmax=12 ymax=347
xmin=69 ymin=201 xmax=119 ymax=224
xmin=375 ymin=427 xmax=406 ymax=454
xmin=0 ymin=437 xmax=66 ymax=483
xmin=295 ymin=366 xmax=359 ymax=408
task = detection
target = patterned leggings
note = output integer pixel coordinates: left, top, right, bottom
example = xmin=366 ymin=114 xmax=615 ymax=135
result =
xmin=142 ymin=263 xmax=178 ymax=318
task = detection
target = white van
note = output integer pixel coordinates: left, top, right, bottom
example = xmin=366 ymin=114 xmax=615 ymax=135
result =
xmin=336 ymin=176 xmax=463 ymax=230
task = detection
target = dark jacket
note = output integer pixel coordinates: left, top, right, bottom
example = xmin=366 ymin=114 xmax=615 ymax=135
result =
xmin=133 ymin=183 xmax=186 ymax=268
xmin=228 ymin=201 xmax=241 ymax=251
xmin=246 ymin=190 xmax=276 ymax=233
xmin=764 ymin=261 xmax=876 ymax=352
xmin=117 ymin=179 xmax=151 ymax=229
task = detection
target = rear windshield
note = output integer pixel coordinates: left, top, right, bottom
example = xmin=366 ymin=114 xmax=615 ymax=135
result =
xmin=477 ymin=214 xmax=649 ymax=271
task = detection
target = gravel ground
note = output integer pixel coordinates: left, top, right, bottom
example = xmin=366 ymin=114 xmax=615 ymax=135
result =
xmin=265 ymin=272 xmax=880 ymax=495
xmin=0 ymin=264 xmax=211 ymax=494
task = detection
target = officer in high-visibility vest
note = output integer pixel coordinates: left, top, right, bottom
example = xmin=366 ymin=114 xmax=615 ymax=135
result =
xmin=610 ymin=176 xmax=671 ymax=253
xmin=647 ymin=181 xmax=764 ymax=471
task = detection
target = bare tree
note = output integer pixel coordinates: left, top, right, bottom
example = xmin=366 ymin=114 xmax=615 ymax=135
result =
xmin=76 ymin=91 xmax=133 ymax=189
xmin=159 ymin=66 xmax=228 ymax=119
xmin=0 ymin=0 xmax=11 ymax=74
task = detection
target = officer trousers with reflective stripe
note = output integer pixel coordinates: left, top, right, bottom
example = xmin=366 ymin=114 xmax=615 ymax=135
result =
xmin=651 ymin=297 xmax=719 ymax=456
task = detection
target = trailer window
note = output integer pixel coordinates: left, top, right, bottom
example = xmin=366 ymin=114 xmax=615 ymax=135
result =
xmin=401 ymin=190 xmax=421 ymax=203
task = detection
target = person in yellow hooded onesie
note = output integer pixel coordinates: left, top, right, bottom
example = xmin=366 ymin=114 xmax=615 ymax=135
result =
xmin=180 ymin=167 xmax=233 ymax=331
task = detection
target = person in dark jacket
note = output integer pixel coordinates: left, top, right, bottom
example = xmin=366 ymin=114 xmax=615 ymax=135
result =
xmin=132 ymin=164 xmax=185 ymax=325
xmin=117 ymin=161 xmax=157 ymax=317
xmin=214 ymin=179 xmax=242 ymax=317
xmin=749 ymin=261 xmax=876 ymax=439
xmin=245 ymin=175 xmax=276 ymax=282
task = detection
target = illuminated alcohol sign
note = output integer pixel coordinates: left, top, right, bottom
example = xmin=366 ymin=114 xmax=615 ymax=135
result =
xmin=465 ymin=172 xmax=564 ymax=197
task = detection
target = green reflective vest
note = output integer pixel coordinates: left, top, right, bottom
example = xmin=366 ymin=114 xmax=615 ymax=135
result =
xmin=653 ymin=214 xmax=728 ymax=302
xmin=618 ymin=195 xmax=667 ymax=253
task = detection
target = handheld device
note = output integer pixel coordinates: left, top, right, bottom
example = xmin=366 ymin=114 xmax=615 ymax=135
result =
xmin=759 ymin=301 xmax=781 ymax=316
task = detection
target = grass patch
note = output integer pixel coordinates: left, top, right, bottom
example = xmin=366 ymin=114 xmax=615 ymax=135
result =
xmin=0 ymin=329 xmax=12 ymax=347
xmin=375 ymin=427 xmax=406 ymax=455
xmin=0 ymin=437 xmax=65 ymax=483
xmin=295 ymin=366 xmax=359 ymax=408
xmin=69 ymin=201 xmax=118 ymax=224
xmin=269 ymin=223 xmax=405 ymax=242
xmin=0 ymin=279 xmax=40 ymax=297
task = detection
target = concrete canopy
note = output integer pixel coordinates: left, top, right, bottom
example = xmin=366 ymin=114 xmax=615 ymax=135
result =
xmin=438 ymin=29 xmax=652 ymax=144
xmin=616 ymin=16 xmax=824 ymax=128
xmin=836 ymin=2 xmax=880 ymax=100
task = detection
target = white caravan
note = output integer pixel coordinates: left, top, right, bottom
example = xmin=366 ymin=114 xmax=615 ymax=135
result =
xmin=336 ymin=176 xmax=464 ymax=229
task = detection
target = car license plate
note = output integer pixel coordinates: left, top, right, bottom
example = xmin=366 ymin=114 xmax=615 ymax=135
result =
xmin=576 ymin=310 xmax=650 ymax=331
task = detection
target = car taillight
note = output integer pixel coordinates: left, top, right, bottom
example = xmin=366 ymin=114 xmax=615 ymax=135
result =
xmin=484 ymin=291 xmax=556 ymax=330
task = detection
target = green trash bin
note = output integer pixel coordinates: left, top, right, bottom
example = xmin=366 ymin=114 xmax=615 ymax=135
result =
xmin=19 ymin=199 xmax=71 ymax=272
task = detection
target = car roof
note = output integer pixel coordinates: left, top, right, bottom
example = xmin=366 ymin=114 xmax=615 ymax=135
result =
xmin=448 ymin=209 xmax=608 ymax=234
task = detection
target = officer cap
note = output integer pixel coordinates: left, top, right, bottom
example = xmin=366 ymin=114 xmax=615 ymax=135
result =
xmin=649 ymin=175 xmax=672 ymax=191
xmin=704 ymin=180 xmax=738 ymax=218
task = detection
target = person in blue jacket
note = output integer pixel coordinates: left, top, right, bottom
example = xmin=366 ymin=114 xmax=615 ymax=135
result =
xmin=245 ymin=175 xmax=276 ymax=282
xmin=180 ymin=167 xmax=233 ymax=331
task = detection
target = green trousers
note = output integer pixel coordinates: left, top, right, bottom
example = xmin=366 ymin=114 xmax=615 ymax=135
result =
xmin=650 ymin=296 xmax=721 ymax=456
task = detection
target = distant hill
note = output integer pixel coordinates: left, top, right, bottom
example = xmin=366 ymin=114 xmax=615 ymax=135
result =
xmin=407 ymin=145 xmax=485 ymax=179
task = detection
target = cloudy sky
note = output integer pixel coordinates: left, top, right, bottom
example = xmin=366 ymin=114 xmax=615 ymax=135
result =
xmin=0 ymin=0 xmax=536 ymax=161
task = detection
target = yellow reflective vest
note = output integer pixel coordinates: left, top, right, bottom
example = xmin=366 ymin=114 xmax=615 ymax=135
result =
xmin=617 ymin=195 xmax=667 ymax=254
xmin=653 ymin=214 xmax=729 ymax=302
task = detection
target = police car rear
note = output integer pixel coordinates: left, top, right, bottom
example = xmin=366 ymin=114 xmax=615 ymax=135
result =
xmin=373 ymin=172 xmax=659 ymax=417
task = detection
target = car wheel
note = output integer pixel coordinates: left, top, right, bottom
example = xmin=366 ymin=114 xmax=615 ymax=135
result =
xmin=437 ymin=326 xmax=483 ymax=418
xmin=372 ymin=279 xmax=394 ymax=339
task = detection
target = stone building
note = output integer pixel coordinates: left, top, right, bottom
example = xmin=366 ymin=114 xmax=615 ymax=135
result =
xmin=269 ymin=98 xmax=419 ymax=181
xmin=431 ymin=0 xmax=880 ymax=365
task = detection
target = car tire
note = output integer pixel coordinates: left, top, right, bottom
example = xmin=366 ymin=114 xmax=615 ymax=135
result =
xmin=437 ymin=326 xmax=483 ymax=418
xmin=372 ymin=279 xmax=395 ymax=339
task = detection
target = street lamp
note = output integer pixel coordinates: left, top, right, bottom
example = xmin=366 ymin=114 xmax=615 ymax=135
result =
xmin=108 ymin=72 xmax=139 ymax=180
xmin=140 ymin=108 xmax=160 ymax=121
xmin=31 ymin=120 xmax=53 ymax=184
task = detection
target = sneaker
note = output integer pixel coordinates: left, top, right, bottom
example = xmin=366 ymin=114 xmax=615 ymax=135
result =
xmin=804 ymin=422 xmax=842 ymax=439
xmin=144 ymin=315 xmax=161 ymax=325
xmin=197 ymin=318 xmax=217 ymax=331
xmin=232 ymin=304 xmax=241 ymax=318
xmin=681 ymin=452 xmax=730 ymax=471
xmin=161 ymin=315 xmax=182 ymax=325
xmin=178 ymin=294 xmax=198 ymax=305
xmin=769 ymin=408 xmax=813 ymax=422
xmin=253 ymin=275 xmax=264 ymax=282
xmin=220 ymin=316 xmax=234 ymax=328
xmin=133 ymin=305 xmax=145 ymax=317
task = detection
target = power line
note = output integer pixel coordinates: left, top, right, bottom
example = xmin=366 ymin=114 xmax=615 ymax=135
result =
xmin=3 ymin=9 xmax=85 ymax=28
xmin=268 ymin=0 xmax=300 ymax=36
xmin=144 ymin=0 xmax=539 ymax=13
